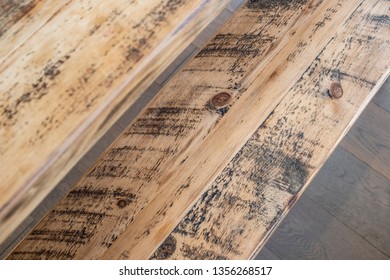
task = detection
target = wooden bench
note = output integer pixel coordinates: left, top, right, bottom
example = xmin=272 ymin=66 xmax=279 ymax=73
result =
xmin=2 ymin=0 xmax=390 ymax=259
xmin=0 ymin=0 xmax=232 ymax=246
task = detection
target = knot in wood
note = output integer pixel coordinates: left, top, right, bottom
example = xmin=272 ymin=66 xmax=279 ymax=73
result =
xmin=329 ymin=82 xmax=343 ymax=99
xmin=117 ymin=199 xmax=128 ymax=208
xmin=211 ymin=92 xmax=232 ymax=107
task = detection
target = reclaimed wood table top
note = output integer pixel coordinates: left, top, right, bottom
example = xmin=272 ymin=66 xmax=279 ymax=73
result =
xmin=5 ymin=0 xmax=390 ymax=259
xmin=0 ymin=0 xmax=232 ymax=245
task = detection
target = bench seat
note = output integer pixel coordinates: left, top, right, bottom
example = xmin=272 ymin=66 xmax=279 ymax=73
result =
xmin=5 ymin=0 xmax=390 ymax=259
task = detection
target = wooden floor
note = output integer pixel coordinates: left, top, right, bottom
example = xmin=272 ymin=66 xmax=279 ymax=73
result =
xmin=1 ymin=0 xmax=389 ymax=259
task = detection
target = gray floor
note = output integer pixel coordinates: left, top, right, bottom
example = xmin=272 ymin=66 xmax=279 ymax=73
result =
xmin=1 ymin=0 xmax=389 ymax=259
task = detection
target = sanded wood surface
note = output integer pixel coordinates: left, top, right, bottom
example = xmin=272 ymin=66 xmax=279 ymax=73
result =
xmin=8 ymin=0 xmax=390 ymax=260
xmin=0 ymin=0 xmax=231 ymax=245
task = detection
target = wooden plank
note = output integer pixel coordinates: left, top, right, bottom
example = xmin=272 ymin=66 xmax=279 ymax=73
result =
xmin=263 ymin=193 xmax=388 ymax=259
xmin=7 ymin=0 xmax=339 ymax=260
xmin=0 ymin=0 xmax=39 ymax=38
xmin=305 ymin=147 xmax=390 ymax=256
xmin=0 ymin=0 xmax=232 ymax=245
xmin=340 ymin=102 xmax=390 ymax=180
xmin=8 ymin=0 xmax=389 ymax=260
xmin=0 ymin=1 xmax=72 ymax=64
xmin=151 ymin=0 xmax=390 ymax=260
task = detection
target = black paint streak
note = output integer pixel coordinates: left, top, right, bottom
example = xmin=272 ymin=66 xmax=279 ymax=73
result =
xmin=150 ymin=235 xmax=177 ymax=260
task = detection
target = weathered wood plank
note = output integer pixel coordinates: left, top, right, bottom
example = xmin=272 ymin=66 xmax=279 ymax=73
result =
xmin=151 ymin=0 xmax=390 ymax=259
xmin=0 ymin=0 xmax=39 ymax=38
xmin=8 ymin=0 xmax=374 ymax=260
xmin=0 ymin=0 xmax=232 ymax=245
xmin=0 ymin=1 xmax=71 ymax=64
xmin=7 ymin=0 xmax=330 ymax=258
xmin=6 ymin=1 xmax=356 ymax=258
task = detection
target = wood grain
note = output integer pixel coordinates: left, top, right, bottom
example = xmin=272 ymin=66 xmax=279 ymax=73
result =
xmin=0 ymin=1 xmax=71 ymax=64
xmin=8 ymin=0 xmax=390 ymax=260
xmin=152 ymin=0 xmax=390 ymax=260
xmin=0 ymin=0 xmax=231 ymax=245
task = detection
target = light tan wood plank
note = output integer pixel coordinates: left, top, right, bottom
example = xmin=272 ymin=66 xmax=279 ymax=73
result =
xmin=0 ymin=0 xmax=39 ymax=38
xmin=105 ymin=0 xmax=370 ymax=260
xmin=0 ymin=0 xmax=232 ymax=245
xmin=151 ymin=0 xmax=390 ymax=259
xmin=0 ymin=1 xmax=72 ymax=64
xmin=8 ymin=0 xmax=374 ymax=260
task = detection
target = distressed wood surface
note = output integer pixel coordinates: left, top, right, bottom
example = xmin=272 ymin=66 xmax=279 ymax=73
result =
xmin=8 ymin=0 xmax=390 ymax=260
xmin=0 ymin=0 xmax=232 ymax=245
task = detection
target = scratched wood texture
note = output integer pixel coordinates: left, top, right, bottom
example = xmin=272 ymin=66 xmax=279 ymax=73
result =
xmin=8 ymin=0 xmax=390 ymax=260
xmin=151 ymin=0 xmax=390 ymax=260
xmin=0 ymin=0 xmax=232 ymax=245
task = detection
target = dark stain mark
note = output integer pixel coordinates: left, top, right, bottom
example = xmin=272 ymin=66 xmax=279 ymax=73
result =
xmin=1 ymin=54 xmax=70 ymax=121
xmin=125 ymin=47 xmax=142 ymax=62
xmin=26 ymin=227 xmax=93 ymax=244
xmin=173 ymin=185 xmax=222 ymax=238
xmin=0 ymin=0 xmax=38 ymax=38
xmin=328 ymin=82 xmax=343 ymax=99
xmin=180 ymin=244 xmax=227 ymax=260
xmin=370 ymin=14 xmax=390 ymax=26
xmin=125 ymin=107 xmax=204 ymax=138
xmin=9 ymin=249 xmax=75 ymax=260
xmin=150 ymin=235 xmax=177 ymax=260
xmin=247 ymin=0 xmax=308 ymax=10
xmin=68 ymin=186 xmax=136 ymax=203
xmin=216 ymin=106 xmax=230 ymax=117
xmin=196 ymin=33 xmax=267 ymax=59
xmin=269 ymin=70 xmax=278 ymax=80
